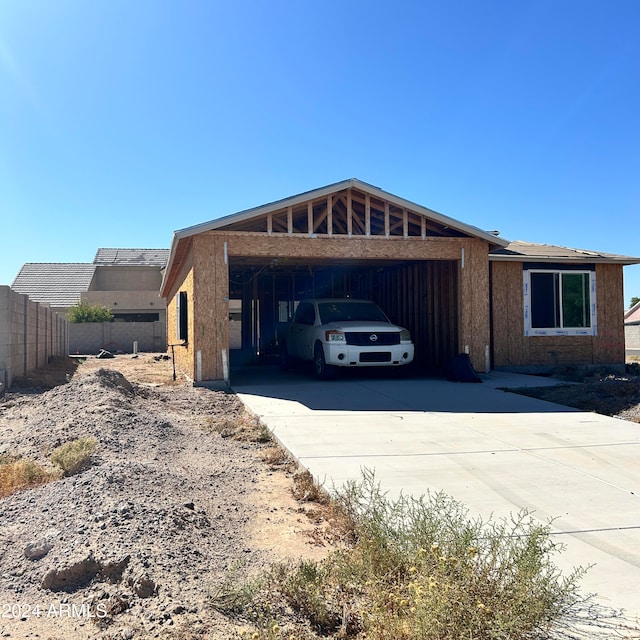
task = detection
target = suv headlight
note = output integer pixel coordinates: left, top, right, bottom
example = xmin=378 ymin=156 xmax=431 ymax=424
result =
xmin=325 ymin=330 xmax=346 ymax=342
xmin=400 ymin=328 xmax=411 ymax=342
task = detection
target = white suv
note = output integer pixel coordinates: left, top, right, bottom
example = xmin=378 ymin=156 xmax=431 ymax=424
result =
xmin=281 ymin=298 xmax=414 ymax=379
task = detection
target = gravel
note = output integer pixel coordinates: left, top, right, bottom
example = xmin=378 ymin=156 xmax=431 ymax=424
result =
xmin=0 ymin=367 xmax=278 ymax=639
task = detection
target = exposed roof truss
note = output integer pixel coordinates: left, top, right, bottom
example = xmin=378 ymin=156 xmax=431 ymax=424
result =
xmin=216 ymin=186 xmax=468 ymax=239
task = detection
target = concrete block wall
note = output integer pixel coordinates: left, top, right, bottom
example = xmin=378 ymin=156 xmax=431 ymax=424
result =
xmin=69 ymin=321 xmax=166 ymax=354
xmin=626 ymin=324 xmax=640 ymax=350
xmin=0 ymin=286 xmax=69 ymax=389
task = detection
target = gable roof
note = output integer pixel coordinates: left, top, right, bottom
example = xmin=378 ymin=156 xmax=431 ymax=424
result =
xmin=625 ymin=300 xmax=640 ymax=324
xmin=173 ymin=178 xmax=509 ymax=247
xmin=93 ymin=248 xmax=170 ymax=267
xmin=489 ymin=240 xmax=640 ymax=265
xmin=11 ymin=263 xmax=96 ymax=308
xmin=162 ymin=178 xmax=510 ymax=295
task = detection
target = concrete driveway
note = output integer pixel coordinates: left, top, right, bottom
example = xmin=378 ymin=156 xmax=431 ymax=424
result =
xmin=233 ymin=367 xmax=640 ymax=621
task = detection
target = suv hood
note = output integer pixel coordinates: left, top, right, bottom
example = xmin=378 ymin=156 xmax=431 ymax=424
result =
xmin=323 ymin=321 xmax=402 ymax=332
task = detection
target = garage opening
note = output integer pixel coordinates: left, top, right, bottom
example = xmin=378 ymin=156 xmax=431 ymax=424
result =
xmin=228 ymin=257 xmax=459 ymax=373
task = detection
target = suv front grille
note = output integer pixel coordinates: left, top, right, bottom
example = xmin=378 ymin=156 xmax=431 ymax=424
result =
xmin=345 ymin=332 xmax=400 ymax=346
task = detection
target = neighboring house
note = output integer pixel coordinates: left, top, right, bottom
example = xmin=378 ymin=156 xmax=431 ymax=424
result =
xmin=12 ymin=248 xmax=170 ymax=354
xmin=160 ymin=178 xmax=640 ymax=385
xmin=625 ymin=300 xmax=640 ymax=351
xmin=12 ymin=249 xmax=169 ymax=321
xmin=85 ymin=248 xmax=170 ymax=323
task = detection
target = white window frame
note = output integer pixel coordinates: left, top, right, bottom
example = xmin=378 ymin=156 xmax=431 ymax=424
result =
xmin=523 ymin=269 xmax=597 ymax=336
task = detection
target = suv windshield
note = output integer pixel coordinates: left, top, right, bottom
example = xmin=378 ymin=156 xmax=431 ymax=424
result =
xmin=318 ymin=301 xmax=389 ymax=324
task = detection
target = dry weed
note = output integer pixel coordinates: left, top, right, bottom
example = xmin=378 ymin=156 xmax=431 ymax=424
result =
xmin=0 ymin=456 xmax=56 ymax=497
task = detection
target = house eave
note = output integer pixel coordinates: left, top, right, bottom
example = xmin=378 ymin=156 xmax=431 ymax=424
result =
xmin=489 ymin=254 xmax=640 ymax=266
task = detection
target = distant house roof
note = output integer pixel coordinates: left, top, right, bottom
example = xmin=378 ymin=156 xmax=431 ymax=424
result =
xmin=489 ymin=240 xmax=640 ymax=265
xmin=11 ymin=263 xmax=96 ymax=308
xmin=625 ymin=300 xmax=640 ymax=325
xmin=93 ymin=248 xmax=170 ymax=267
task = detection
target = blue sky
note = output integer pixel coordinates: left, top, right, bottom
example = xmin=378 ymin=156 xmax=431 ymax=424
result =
xmin=1 ymin=0 xmax=639 ymax=306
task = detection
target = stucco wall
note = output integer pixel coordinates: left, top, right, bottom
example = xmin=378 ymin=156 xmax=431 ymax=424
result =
xmin=90 ymin=266 xmax=163 ymax=291
xmin=83 ymin=290 xmax=166 ymax=319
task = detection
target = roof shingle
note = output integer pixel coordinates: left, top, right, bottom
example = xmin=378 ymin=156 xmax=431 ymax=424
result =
xmin=490 ymin=241 xmax=640 ymax=265
xmin=11 ymin=263 xmax=96 ymax=307
xmin=93 ymin=248 xmax=170 ymax=267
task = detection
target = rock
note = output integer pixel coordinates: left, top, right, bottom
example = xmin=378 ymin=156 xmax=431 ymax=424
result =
xmin=100 ymin=555 xmax=130 ymax=583
xmin=24 ymin=539 xmax=54 ymax=560
xmin=42 ymin=553 xmax=101 ymax=592
xmin=128 ymin=574 xmax=157 ymax=598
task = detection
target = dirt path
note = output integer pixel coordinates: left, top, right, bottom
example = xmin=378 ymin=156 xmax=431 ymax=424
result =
xmin=0 ymin=355 xmax=334 ymax=639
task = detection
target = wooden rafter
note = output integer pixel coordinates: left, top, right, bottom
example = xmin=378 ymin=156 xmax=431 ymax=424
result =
xmin=213 ymin=186 xmax=474 ymax=240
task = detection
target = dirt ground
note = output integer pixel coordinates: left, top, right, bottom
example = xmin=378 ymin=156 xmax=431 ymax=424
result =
xmin=506 ymin=365 xmax=640 ymax=423
xmin=0 ymin=355 xmax=336 ymax=640
xmin=1 ymin=355 xmax=639 ymax=640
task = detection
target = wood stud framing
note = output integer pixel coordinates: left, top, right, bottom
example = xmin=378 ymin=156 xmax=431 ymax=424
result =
xmin=365 ymin=193 xmax=371 ymax=237
xmin=216 ymin=188 xmax=471 ymax=241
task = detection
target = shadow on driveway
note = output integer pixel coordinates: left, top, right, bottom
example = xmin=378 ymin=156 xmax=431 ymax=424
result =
xmin=230 ymin=364 xmax=578 ymax=414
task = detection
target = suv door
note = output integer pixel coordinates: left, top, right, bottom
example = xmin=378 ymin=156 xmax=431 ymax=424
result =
xmin=290 ymin=302 xmax=317 ymax=360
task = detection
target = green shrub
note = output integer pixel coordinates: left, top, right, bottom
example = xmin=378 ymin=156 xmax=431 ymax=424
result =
xmin=50 ymin=437 xmax=97 ymax=476
xmin=230 ymin=469 xmax=589 ymax=639
xmin=67 ymin=301 xmax=113 ymax=323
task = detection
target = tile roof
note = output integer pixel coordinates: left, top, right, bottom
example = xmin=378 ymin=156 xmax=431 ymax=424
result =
xmin=490 ymin=241 xmax=640 ymax=265
xmin=93 ymin=248 xmax=170 ymax=267
xmin=11 ymin=263 xmax=96 ymax=308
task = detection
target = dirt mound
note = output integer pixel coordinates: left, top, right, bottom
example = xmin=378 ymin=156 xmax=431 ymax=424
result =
xmin=93 ymin=368 xmax=135 ymax=395
xmin=0 ymin=367 xmax=292 ymax=639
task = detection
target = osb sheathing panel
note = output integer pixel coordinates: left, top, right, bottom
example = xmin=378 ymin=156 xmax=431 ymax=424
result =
xmin=165 ymin=251 xmax=195 ymax=380
xmin=490 ymin=261 xmax=626 ymax=368
xmin=593 ymin=264 xmax=625 ymax=363
xmin=192 ymin=234 xmax=229 ymax=381
xmin=491 ymin=261 xmax=528 ymax=367
xmin=529 ymin=337 xmax=594 ymax=365
xmin=221 ymin=232 xmax=465 ymax=261
xmin=459 ymin=239 xmax=491 ymax=371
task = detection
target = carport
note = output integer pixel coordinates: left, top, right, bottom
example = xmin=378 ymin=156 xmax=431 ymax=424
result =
xmin=161 ymin=179 xmax=506 ymax=386
xmin=227 ymin=256 xmax=459 ymax=371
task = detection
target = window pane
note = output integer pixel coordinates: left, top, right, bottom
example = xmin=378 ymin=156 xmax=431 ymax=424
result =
xmin=530 ymin=272 xmax=559 ymax=328
xmin=561 ymin=273 xmax=590 ymax=328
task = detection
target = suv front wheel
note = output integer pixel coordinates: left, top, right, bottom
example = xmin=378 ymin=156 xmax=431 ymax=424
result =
xmin=314 ymin=343 xmax=335 ymax=380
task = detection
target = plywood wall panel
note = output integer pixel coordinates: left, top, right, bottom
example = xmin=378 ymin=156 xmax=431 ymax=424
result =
xmin=459 ymin=239 xmax=490 ymax=371
xmin=221 ymin=232 xmax=464 ymax=261
xmin=594 ymin=264 xmax=625 ymax=364
xmin=491 ymin=261 xmax=529 ymax=367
